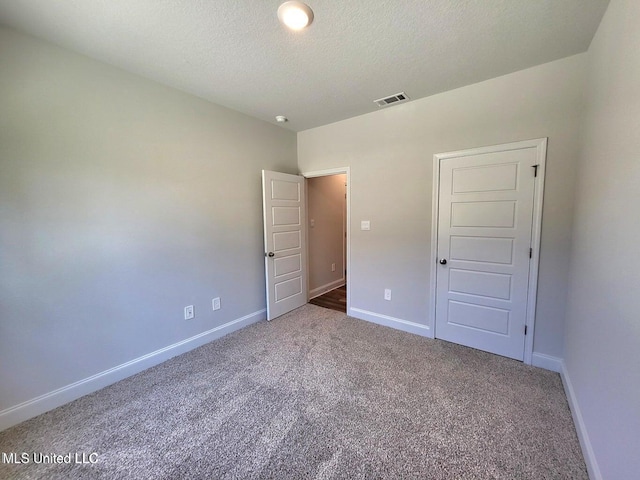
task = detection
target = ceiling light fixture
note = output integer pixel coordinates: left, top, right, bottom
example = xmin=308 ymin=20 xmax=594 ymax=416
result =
xmin=277 ymin=1 xmax=314 ymax=30
xmin=275 ymin=115 xmax=289 ymax=123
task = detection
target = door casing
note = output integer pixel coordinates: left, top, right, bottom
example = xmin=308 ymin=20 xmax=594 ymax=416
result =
xmin=429 ymin=138 xmax=547 ymax=365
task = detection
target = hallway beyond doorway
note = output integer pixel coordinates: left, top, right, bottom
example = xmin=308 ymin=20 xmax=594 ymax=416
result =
xmin=309 ymin=285 xmax=346 ymax=313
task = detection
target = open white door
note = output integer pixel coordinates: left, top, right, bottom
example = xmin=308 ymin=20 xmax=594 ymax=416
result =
xmin=262 ymin=170 xmax=307 ymax=320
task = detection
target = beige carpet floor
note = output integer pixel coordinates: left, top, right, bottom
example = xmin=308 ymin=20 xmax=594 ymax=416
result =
xmin=0 ymin=304 xmax=587 ymax=479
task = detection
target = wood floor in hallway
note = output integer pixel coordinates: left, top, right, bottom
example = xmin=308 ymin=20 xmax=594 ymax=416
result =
xmin=309 ymin=285 xmax=346 ymax=313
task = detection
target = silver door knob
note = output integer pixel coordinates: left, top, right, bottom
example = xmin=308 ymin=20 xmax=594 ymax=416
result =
xmin=439 ymin=258 xmax=447 ymax=265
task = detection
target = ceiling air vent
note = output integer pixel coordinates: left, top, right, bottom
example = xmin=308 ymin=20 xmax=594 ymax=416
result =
xmin=374 ymin=92 xmax=410 ymax=107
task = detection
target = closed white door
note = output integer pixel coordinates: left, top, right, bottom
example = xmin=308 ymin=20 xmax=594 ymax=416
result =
xmin=435 ymin=144 xmax=541 ymax=360
xmin=262 ymin=170 xmax=307 ymax=320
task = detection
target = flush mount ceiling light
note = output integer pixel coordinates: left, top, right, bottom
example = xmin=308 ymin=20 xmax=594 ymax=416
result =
xmin=277 ymin=1 xmax=314 ymax=30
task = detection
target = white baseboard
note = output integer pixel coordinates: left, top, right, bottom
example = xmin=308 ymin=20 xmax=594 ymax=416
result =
xmin=349 ymin=307 xmax=431 ymax=338
xmin=531 ymin=352 xmax=563 ymax=372
xmin=0 ymin=309 xmax=266 ymax=432
xmin=308 ymin=278 xmax=345 ymax=300
xmin=560 ymin=360 xmax=602 ymax=480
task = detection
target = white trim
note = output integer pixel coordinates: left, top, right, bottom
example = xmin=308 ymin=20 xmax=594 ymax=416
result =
xmin=302 ymin=167 xmax=350 ymax=178
xmin=524 ymin=138 xmax=547 ymax=364
xmin=0 ymin=309 xmax=266 ymax=432
xmin=560 ymin=361 xmax=602 ymax=480
xmin=531 ymin=352 xmax=563 ymax=373
xmin=429 ymin=138 xmax=547 ymax=365
xmin=302 ymin=167 xmax=351 ymax=316
xmin=309 ymin=278 xmax=346 ymax=300
xmin=349 ymin=307 xmax=431 ymax=337
xmin=428 ymin=148 xmax=440 ymax=341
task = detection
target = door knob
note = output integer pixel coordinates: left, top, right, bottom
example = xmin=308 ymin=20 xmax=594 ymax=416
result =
xmin=439 ymin=258 xmax=447 ymax=265
xmin=267 ymin=252 xmax=275 ymax=257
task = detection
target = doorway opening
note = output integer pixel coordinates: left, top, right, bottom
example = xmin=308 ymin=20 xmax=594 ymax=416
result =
xmin=303 ymin=168 xmax=350 ymax=314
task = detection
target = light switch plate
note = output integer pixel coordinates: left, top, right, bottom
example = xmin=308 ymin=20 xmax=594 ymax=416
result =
xmin=361 ymin=220 xmax=370 ymax=231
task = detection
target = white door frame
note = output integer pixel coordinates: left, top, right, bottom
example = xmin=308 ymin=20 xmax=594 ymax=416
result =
xmin=428 ymin=138 xmax=547 ymax=365
xmin=302 ymin=167 xmax=351 ymax=315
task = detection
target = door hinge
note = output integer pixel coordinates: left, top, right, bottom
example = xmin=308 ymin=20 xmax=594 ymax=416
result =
xmin=524 ymin=325 xmax=528 ymax=335
xmin=532 ymin=164 xmax=539 ymax=177
xmin=529 ymin=248 xmax=532 ymax=258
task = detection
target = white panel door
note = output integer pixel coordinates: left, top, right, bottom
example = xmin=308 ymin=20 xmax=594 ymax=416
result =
xmin=435 ymin=147 xmax=538 ymax=360
xmin=262 ymin=170 xmax=307 ymax=320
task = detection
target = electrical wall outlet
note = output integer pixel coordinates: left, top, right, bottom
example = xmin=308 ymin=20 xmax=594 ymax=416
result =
xmin=384 ymin=289 xmax=392 ymax=301
xmin=212 ymin=297 xmax=221 ymax=311
xmin=331 ymin=263 xmax=336 ymax=272
xmin=184 ymin=305 xmax=194 ymax=320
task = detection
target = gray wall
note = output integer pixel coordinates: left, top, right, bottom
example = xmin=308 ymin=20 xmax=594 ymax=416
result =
xmin=565 ymin=0 xmax=640 ymax=477
xmin=307 ymin=175 xmax=346 ymax=295
xmin=298 ymin=54 xmax=586 ymax=359
xmin=0 ymin=27 xmax=297 ymax=411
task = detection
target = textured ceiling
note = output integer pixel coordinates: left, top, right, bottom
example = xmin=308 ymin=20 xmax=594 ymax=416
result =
xmin=0 ymin=0 xmax=610 ymax=132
